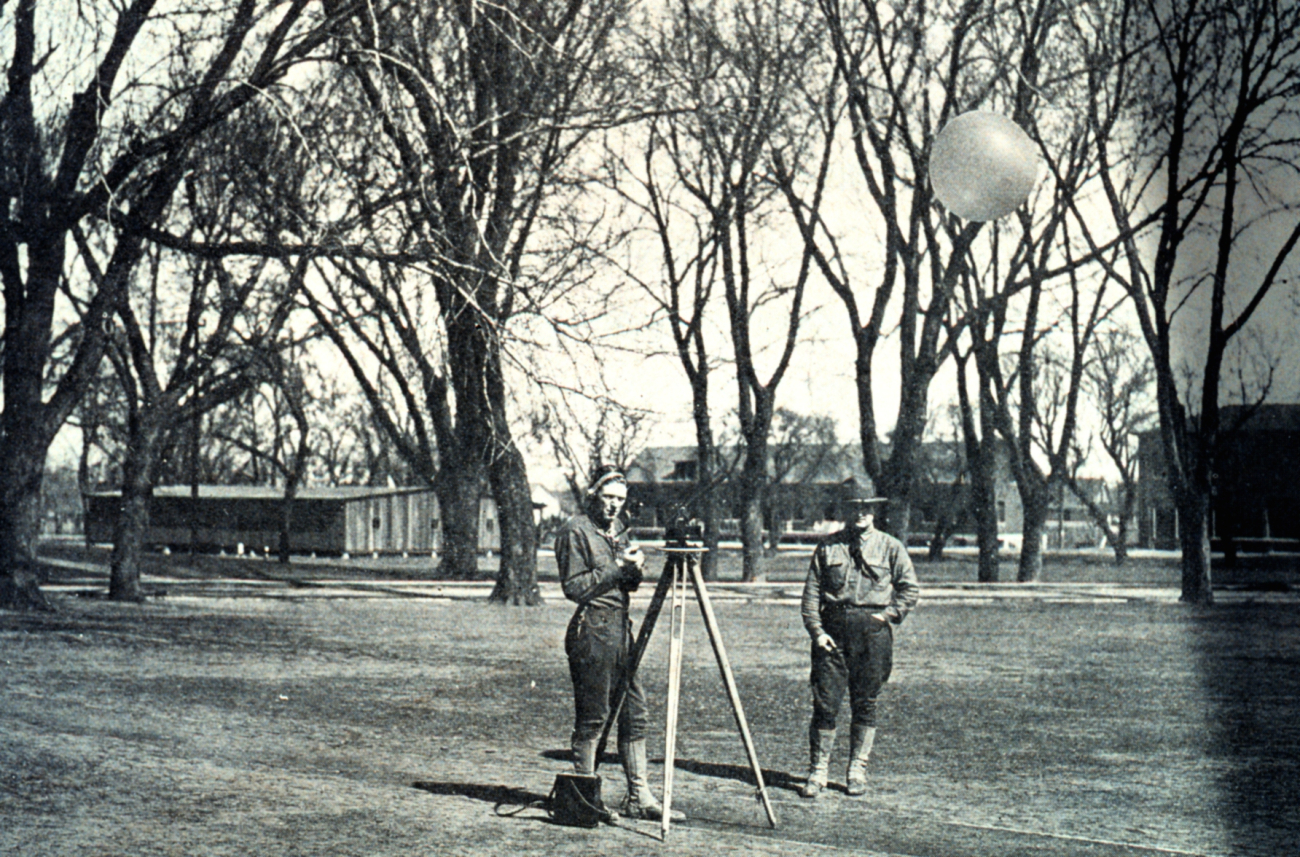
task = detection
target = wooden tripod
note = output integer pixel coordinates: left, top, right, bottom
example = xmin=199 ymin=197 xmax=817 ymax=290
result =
xmin=595 ymin=547 xmax=779 ymax=839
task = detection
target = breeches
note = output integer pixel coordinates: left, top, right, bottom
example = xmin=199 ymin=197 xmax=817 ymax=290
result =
xmin=810 ymin=608 xmax=894 ymax=730
xmin=566 ymin=605 xmax=648 ymax=743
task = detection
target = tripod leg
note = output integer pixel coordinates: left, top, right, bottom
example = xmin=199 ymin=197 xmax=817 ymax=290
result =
xmin=688 ymin=559 xmax=780 ymax=829
xmin=594 ymin=556 xmax=675 ymax=772
xmin=661 ymin=558 xmax=688 ymax=838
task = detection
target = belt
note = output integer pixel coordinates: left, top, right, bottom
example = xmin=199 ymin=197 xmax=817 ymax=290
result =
xmin=579 ymin=602 xmax=627 ymax=614
xmin=822 ymin=603 xmax=877 ymax=613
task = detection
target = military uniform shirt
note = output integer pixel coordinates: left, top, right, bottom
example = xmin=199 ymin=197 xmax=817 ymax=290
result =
xmin=801 ymin=526 xmax=920 ymax=638
xmin=556 ymin=512 xmax=631 ymax=611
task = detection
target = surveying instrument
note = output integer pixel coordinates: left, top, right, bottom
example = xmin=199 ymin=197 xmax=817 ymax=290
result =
xmin=593 ymin=515 xmax=779 ymax=839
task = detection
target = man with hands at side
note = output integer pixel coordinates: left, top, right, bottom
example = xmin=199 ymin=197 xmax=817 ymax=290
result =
xmin=799 ymin=479 xmax=920 ymax=799
xmin=555 ymin=465 xmax=682 ymax=822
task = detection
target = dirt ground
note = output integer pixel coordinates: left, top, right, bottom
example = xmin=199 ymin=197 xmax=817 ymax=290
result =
xmin=3 ymin=548 xmax=1299 ymax=856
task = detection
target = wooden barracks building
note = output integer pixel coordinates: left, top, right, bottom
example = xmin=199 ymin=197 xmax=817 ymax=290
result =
xmin=83 ymin=485 xmax=504 ymax=556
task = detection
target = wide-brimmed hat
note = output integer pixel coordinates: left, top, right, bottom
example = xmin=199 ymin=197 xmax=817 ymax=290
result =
xmin=838 ymin=478 xmax=888 ymax=505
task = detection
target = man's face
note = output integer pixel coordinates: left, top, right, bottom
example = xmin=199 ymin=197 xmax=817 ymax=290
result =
xmin=842 ymin=502 xmax=875 ymax=531
xmin=592 ymin=482 xmax=628 ymax=527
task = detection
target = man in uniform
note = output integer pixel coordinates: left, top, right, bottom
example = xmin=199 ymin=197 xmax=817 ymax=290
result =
xmin=799 ymin=479 xmax=920 ymax=798
xmin=555 ymin=465 xmax=682 ymax=822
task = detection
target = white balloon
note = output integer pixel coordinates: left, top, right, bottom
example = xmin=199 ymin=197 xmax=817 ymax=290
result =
xmin=929 ymin=111 xmax=1040 ymax=221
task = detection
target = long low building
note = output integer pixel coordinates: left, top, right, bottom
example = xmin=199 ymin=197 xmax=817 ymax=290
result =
xmin=83 ymin=484 xmax=502 ymax=556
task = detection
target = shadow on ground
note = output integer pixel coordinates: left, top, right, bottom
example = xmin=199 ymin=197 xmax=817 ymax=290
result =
xmin=411 ymin=781 xmax=550 ymax=820
xmin=671 ymin=758 xmax=803 ymax=794
xmin=1195 ymin=603 xmax=1300 ymax=857
xmin=539 ymin=748 xmax=804 ymax=795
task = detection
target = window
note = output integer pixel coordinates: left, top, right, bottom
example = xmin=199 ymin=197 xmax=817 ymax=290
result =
xmin=372 ymin=516 xmax=382 ymax=529
xmin=669 ymin=460 xmax=698 ymax=481
xmin=996 ymin=501 xmax=1007 ymax=524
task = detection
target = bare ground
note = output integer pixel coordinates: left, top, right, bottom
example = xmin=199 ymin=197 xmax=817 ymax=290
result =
xmin=3 ymin=548 xmax=1298 ymax=857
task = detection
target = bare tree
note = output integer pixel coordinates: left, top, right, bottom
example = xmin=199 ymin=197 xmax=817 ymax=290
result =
xmin=775 ymin=0 xmax=1005 ymax=543
xmin=600 ymin=121 xmax=726 ymax=576
xmin=92 ymin=243 xmax=299 ymax=600
xmin=765 ymin=408 xmax=839 ymax=551
xmin=616 ymin=0 xmax=827 ymax=581
xmin=532 ymin=394 xmax=650 ymax=509
xmin=1067 ymin=326 xmax=1155 ymax=564
xmin=950 ymin=324 xmax=1002 ymax=581
xmin=311 ymin=0 xmax=632 ymax=604
xmin=0 ymin=0 xmax=332 ymax=610
xmin=1070 ymin=0 xmax=1300 ymax=602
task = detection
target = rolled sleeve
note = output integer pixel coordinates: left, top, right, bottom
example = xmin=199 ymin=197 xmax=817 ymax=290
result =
xmin=801 ymin=550 xmax=825 ymax=638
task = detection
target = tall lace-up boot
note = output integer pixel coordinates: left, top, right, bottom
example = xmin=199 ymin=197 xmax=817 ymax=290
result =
xmin=619 ymin=739 xmax=684 ymax=821
xmin=800 ymin=726 xmax=837 ymax=798
xmin=846 ymin=725 xmax=876 ymax=796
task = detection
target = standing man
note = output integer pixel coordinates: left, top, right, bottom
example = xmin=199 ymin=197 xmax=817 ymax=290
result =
xmin=799 ymin=479 xmax=920 ymax=798
xmin=555 ymin=465 xmax=682 ymax=822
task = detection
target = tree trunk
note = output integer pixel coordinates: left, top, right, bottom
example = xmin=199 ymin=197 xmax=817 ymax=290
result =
xmin=279 ymin=454 xmax=307 ymax=564
xmin=0 ymin=435 xmax=53 ymax=611
xmin=1177 ymin=489 xmax=1213 ymax=605
xmin=435 ymin=464 xmax=481 ymax=580
xmin=739 ymin=448 xmax=766 ymax=583
xmin=1017 ymin=496 xmax=1048 ymax=582
xmin=972 ymin=460 xmax=1000 ymax=583
xmin=110 ymin=487 xmax=150 ymax=602
xmin=692 ymin=389 xmax=719 ymax=581
xmin=927 ymin=524 xmax=948 ymax=562
xmin=881 ymin=437 xmax=917 ymax=543
xmin=1112 ymin=516 xmax=1130 ymax=566
xmin=699 ymin=482 xmax=721 ymax=581
xmin=110 ymin=414 xmax=166 ymax=602
xmin=486 ymin=442 xmax=542 ymax=605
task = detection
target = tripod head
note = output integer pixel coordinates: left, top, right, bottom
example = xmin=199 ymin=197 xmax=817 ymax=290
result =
xmin=664 ymin=505 xmax=696 ymax=549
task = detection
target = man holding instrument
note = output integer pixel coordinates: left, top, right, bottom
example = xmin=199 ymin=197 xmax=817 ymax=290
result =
xmin=800 ymin=479 xmax=920 ymax=798
xmin=556 ymin=465 xmax=682 ymax=822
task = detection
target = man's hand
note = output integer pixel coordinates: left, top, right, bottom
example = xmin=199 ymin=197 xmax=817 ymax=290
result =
xmin=871 ymin=613 xmax=887 ymax=624
xmin=620 ymin=544 xmax=645 ymax=570
xmin=618 ymin=545 xmax=645 ymax=591
xmin=815 ymin=633 xmax=838 ymax=652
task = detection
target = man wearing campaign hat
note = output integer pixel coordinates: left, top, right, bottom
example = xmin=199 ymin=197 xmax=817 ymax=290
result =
xmin=555 ymin=464 xmax=682 ymax=822
xmin=799 ymin=478 xmax=920 ymax=798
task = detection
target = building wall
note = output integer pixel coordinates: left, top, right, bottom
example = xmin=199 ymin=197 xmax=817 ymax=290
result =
xmin=1135 ymin=406 xmax=1300 ymax=550
xmin=85 ymin=488 xmax=500 ymax=555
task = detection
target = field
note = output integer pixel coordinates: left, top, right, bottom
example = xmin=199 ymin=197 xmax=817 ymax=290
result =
xmin=3 ymin=544 xmax=1299 ymax=856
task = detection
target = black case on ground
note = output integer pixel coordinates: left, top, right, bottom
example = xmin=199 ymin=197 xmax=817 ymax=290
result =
xmin=549 ymin=773 xmax=615 ymax=827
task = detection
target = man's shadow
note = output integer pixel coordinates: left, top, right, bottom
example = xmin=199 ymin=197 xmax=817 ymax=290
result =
xmin=543 ymin=748 xmax=806 ymax=795
xmin=411 ymin=750 xmax=807 ymax=830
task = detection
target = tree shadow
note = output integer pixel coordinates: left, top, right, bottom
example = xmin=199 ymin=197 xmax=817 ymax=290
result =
xmin=538 ymin=749 xmax=805 ymax=795
xmin=670 ymin=758 xmax=803 ymax=794
xmin=1192 ymin=603 xmax=1300 ymax=856
xmin=538 ymin=747 xmax=621 ymax=766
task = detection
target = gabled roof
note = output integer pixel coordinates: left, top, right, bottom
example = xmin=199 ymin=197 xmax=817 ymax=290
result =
xmin=627 ymin=444 xmax=870 ymax=485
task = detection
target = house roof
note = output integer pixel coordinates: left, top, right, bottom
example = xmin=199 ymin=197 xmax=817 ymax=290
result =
xmin=84 ymin=485 xmax=435 ymax=501
xmin=627 ymin=444 xmax=870 ymax=485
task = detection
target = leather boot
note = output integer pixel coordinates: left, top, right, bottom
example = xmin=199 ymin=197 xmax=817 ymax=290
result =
xmin=846 ymin=725 xmax=876 ymax=796
xmin=572 ymin=736 xmax=598 ymax=776
xmin=800 ymin=726 xmax=836 ymax=798
xmin=619 ymin=739 xmax=685 ymax=821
